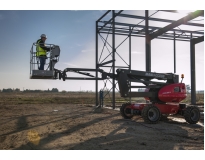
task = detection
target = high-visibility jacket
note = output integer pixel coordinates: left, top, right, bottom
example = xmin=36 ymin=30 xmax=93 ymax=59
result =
xmin=36 ymin=39 xmax=47 ymax=57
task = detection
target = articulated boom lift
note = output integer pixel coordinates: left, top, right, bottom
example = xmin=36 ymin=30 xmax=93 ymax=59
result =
xmin=30 ymin=43 xmax=201 ymax=124
xmin=115 ymin=69 xmax=200 ymax=124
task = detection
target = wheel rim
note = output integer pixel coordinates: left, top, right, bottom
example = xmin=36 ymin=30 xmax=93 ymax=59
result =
xmin=148 ymin=108 xmax=159 ymax=121
xmin=191 ymin=109 xmax=199 ymax=121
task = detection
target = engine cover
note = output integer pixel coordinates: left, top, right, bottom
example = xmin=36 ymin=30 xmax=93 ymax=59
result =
xmin=158 ymin=83 xmax=187 ymax=103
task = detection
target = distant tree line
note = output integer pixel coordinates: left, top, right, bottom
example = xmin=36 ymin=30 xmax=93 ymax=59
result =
xmin=137 ymin=85 xmax=204 ymax=94
xmin=0 ymin=88 xmax=59 ymax=93
xmin=1 ymin=88 xmax=20 ymax=92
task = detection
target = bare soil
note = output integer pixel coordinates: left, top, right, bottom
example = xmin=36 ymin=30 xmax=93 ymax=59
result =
xmin=0 ymin=92 xmax=204 ymax=150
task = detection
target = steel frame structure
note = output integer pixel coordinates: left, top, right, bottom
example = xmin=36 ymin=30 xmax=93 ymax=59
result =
xmin=95 ymin=10 xmax=204 ymax=108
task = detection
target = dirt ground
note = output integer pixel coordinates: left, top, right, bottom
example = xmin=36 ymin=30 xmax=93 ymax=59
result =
xmin=0 ymin=93 xmax=204 ymax=150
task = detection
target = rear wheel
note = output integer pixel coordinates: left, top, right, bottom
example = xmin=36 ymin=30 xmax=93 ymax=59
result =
xmin=184 ymin=106 xmax=200 ymax=124
xmin=120 ymin=103 xmax=133 ymax=119
xmin=141 ymin=105 xmax=161 ymax=124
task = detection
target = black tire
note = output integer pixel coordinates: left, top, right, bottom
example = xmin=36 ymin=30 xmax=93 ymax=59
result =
xmin=184 ymin=106 xmax=200 ymax=124
xmin=120 ymin=103 xmax=134 ymax=119
xmin=141 ymin=105 xmax=161 ymax=124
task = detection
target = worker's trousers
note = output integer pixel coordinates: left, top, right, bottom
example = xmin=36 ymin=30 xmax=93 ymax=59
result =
xmin=39 ymin=56 xmax=46 ymax=70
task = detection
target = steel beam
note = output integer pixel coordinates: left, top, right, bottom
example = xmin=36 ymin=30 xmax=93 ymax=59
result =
xmin=192 ymin=36 xmax=204 ymax=44
xmin=98 ymin=60 xmax=115 ymax=66
xmin=65 ymin=77 xmax=104 ymax=80
xmin=97 ymin=10 xmax=111 ymax=22
xmin=150 ymin=10 xmax=204 ymax=40
xmin=100 ymin=28 xmax=199 ymax=40
xmin=100 ymin=66 xmax=129 ymax=68
xmin=99 ymin=31 xmax=191 ymax=41
xmin=118 ymin=13 xmax=204 ymax=27
xmin=100 ymin=27 xmax=201 ymax=36
xmin=99 ymin=22 xmax=204 ymax=35
xmin=131 ymin=85 xmax=160 ymax=88
xmin=160 ymin=10 xmax=204 ymax=17
xmin=98 ymin=10 xmax=123 ymax=31
xmin=64 ymin=68 xmax=103 ymax=72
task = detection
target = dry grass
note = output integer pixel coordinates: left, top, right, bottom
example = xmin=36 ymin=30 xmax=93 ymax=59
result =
xmin=181 ymin=93 xmax=204 ymax=105
xmin=0 ymin=92 xmax=203 ymax=106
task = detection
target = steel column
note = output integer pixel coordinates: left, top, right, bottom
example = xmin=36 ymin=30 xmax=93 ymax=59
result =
xmin=174 ymin=31 xmax=176 ymax=73
xmin=129 ymin=26 xmax=131 ymax=103
xmin=145 ymin=10 xmax=151 ymax=72
xmin=96 ymin=21 xmax=99 ymax=106
xmin=112 ymin=10 xmax=115 ymax=109
xmin=190 ymin=33 xmax=196 ymax=104
xmin=129 ymin=26 xmax=131 ymax=71
xmin=190 ymin=36 xmax=204 ymax=104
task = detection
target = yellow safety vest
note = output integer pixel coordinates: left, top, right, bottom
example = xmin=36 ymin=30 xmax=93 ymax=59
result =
xmin=36 ymin=40 xmax=47 ymax=57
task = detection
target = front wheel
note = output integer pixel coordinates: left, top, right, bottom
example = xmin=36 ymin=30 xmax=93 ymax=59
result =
xmin=184 ymin=106 xmax=200 ymax=124
xmin=141 ymin=105 xmax=161 ymax=124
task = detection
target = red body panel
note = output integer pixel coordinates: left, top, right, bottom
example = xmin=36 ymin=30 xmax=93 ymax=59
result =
xmin=130 ymin=103 xmax=146 ymax=110
xmin=155 ymin=103 xmax=179 ymax=114
xmin=129 ymin=103 xmax=180 ymax=115
xmin=158 ymin=83 xmax=187 ymax=103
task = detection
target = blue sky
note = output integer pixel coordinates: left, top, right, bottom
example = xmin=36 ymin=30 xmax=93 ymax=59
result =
xmin=0 ymin=4 xmax=204 ymax=91
xmin=0 ymin=10 xmax=107 ymax=91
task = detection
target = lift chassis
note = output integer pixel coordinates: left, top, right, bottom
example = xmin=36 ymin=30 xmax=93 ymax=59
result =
xmin=54 ymin=68 xmax=201 ymax=124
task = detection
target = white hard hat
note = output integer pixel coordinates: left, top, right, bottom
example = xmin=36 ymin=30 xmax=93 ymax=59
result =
xmin=41 ymin=34 xmax=47 ymax=38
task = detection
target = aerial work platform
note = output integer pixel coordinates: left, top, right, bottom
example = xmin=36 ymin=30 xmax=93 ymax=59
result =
xmin=30 ymin=43 xmax=60 ymax=79
xmin=30 ymin=70 xmax=54 ymax=79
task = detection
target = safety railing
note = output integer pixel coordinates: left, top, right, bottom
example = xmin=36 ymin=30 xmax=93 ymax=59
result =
xmin=30 ymin=43 xmax=60 ymax=75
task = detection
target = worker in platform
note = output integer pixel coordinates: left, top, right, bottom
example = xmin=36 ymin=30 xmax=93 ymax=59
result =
xmin=36 ymin=34 xmax=51 ymax=70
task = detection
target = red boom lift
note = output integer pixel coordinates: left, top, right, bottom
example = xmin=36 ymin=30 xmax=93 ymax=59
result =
xmin=116 ymin=69 xmax=201 ymax=124
xmin=53 ymin=68 xmax=201 ymax=124
xmin=30 ymin=44 xmax=201 ymax=124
